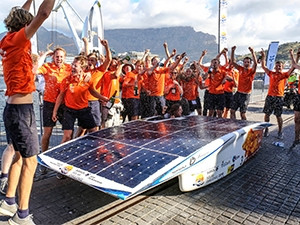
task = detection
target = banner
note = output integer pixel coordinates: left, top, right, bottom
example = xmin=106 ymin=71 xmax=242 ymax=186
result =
xmin=219 ymin=0 xmax=228 ymax=53
xmin=264 ymin=41 xmax=279 ymax=85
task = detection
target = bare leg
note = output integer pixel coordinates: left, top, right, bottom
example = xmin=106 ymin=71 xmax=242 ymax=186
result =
xmin=208 ymin=109 xmax=214 ymax=117
xmin=41 ymin=127 xmax=53 ymax=152
xmin=216 ymin=110 xmax=223 ymax=118
xmin=276 ymin=116 xmax=283 ymax=134
xmin=230 ymin=109 xmax=236 ymax=120
xmin=18 ymin=155 xmax=37 ymax=210
xmin=75 ymin=126 xmax=86 ymax=138
xmin=223 ymin=108 xmax=229 ymax=118
xmin=6 ymin=152 xmax=22 ymax=200
xmin=61 ymin=130 xmax=73 ymax=143
xmin=196 ymin=109 xmax=202 ymax=116
xmin=1 ymin=144 xmax=15 ymax=174
xmin=240 ymin=112 xmax=247 ymax=120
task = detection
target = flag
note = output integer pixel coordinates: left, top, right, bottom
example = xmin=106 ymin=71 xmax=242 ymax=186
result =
xmin=264 ymin=41 xmax=279 ymax=85
xmin=219 ymin=0 xmax=228 ymax=53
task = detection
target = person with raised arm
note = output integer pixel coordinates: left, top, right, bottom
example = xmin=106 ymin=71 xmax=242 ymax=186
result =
xmin=230 ymin=46 xmax=257 ymax=120
xmin=261 ymin=49 xmax=295 ymax=139
xmin=146 ymin=51 xmax=186 ymax=117
xmin=289 ymin=49 xmax=300 ymax=149
xmin=37 ymin=47 xmax=71 ymax=175
xmin=52 ymin=55 xmax=108 ymax=145
xmin=0 ymin=0 xmax=56 ymax=224
xmin=75 ymin=37 xmax=112 ymax=136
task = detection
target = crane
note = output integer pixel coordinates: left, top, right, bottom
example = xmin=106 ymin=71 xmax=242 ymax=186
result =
xmin=52 ymin=0 xmax=104 ymax=54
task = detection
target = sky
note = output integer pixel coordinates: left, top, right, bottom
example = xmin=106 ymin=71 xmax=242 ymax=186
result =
xmin=0 ymin=0 xmax=300 ymax=54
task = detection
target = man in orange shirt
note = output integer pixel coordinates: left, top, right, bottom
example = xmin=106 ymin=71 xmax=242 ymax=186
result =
xmin=182 ymin=65 xmax=206 ymax=115
xmin=0 ymin=0 xmax=55 ymax=224
xmin=206 ymin=58 xmax=229 ymax=118
xmin=164 ymin=68 xmax=183 ymax=110
xmin=230 ymin=46 xmax=257 ymax=120
xmin=76 ymin=38 xmax=111 ymax=136
xmin=289 ymin=49 xmax=300 ymax=149
xmin=261 ymin=49 xmax=295 ymax=138
xmin=198 ymin=48 xmax=228 ymax=116
xmin=223 ymin=63 xmax=239 ymax=118
xmin=38 ymin=47 xmax=71 ymax=163
xmin=122 ymin=60 xmax=144 ymax=121
xmin=146 ymin=52 xmax=185 ymax=117
xmin=98 ymin=57 xmax=123 ymax=128
xmin=52 ymin=55 xmax=108 ymax=144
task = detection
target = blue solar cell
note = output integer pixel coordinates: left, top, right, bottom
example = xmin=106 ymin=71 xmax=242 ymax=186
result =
xmin=99 ymin=148 xmax=177 ymax=188
xmin=67 ymin=142 xmax=141 ymax=173
xmin=44 ymin=135 xmax=108 ymax=161
xmin=138 ymin=122 xmax=184 ymax=134
xmin=120 ymin=120 xmax=151 ymax=129
xmin=105 ymin=129 xmax=167 ymax=147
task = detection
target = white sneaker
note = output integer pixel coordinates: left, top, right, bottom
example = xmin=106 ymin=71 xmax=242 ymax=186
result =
xmin=8 ymin=213 xmax=35 ymax=225
xmin=0 ymin=199 xmax=18 ymax=217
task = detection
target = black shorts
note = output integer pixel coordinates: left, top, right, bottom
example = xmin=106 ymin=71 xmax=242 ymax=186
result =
xmin=293 ymin=94 xmax=300 ymax=111
xmin=224 ymin=91 xmax=233 ymax=109
xmin=188 ymin=97 xmax=202 ymax=112
xmin=263 ymin=95 xmax=284 ymax=117
xmin=123 ymin=98 xmax=140 ymax=117
xmin=207 ymin=93 xmax=225 ymax=111
xmin=63 ymin=106 xmax=96 ymax=130
xmin=3 ymin=103 xmax=39 ymax=158
xmin=148 ymin=96 xmax=166 ymax=117
xmin=231 ymin=92 xmax=251 ymax=113
xmin=43 ymin=101 xmax=65 ymax=127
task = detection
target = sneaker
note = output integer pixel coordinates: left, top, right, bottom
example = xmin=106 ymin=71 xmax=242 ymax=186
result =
xmin=38 ymin=165 xmax=48 ymax=175
xmin=290 ymin=140 xmax=300 ymax=149
xmin=8 ymin=213 xmax=35 ymax=225
xmin=0 ymin=177 xmax=8 ymax=194
xmin=277 ymin=132 xmax=283 ymax=140
xmin=0 ymin=200 xmax=18 ymax=217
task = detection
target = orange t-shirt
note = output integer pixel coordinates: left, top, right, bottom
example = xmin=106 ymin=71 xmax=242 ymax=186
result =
xmin=182 ymin=77 xmax=200 ymax=100
xmin=0 ymin=28 xmax=35 ymax=96
xmin=86 ymin=69 xmax=104 ymax=101
xmin=236 ymin=65 xmax=256 ymax=94
xmin=207 ymin=70 xmax=226 ymax=94
xmin=61 ymin=74 xmax=93 ymax=110
xmin=99 ymin=71 xmax=120 ymax=103
xmin=267 ymin=71 xmax=290 ymax=97
xmin=38 ymin=62 xmax=71 ymax=103
xmin=165 ymin=78 xmax=181 ymax=101
xmin=147 ymin=67 xmax=169 ymax=96
xmin=223 ymin=68 xmax=239 ymax=93
xmin=122 ymin=71 xmax=143 ymax=99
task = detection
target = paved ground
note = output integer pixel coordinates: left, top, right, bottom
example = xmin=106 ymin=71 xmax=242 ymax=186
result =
xmin=0 ymin=101 xmax=299 ymax=225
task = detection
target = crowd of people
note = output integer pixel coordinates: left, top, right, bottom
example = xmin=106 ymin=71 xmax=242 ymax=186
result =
xmin=0 ymin=0 xmax=300 ymax=224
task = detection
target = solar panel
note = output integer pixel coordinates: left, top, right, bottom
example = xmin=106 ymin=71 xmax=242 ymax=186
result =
xmin=38 ymin=115 xmax=267 ymax=199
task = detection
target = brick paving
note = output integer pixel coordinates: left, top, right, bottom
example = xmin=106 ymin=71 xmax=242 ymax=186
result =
xmin=0 ymin=101 xmax=299 ymax=224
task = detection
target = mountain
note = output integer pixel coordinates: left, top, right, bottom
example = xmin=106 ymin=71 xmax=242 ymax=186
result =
xmin=105 ymin=26 xmax=218 ymax=62
xmin=1 ymin=26 xmax=299 ymax=63
xmin=0 ymin=26 xmax=218 ymax=62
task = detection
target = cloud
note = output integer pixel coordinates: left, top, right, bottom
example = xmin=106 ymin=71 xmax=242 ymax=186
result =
xmin=1 ymin=0 xmax=300 ymax=54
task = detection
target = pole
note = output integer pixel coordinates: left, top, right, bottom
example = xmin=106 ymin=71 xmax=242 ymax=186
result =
xmin=218 ymin=0 xmax=221 ymax=54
